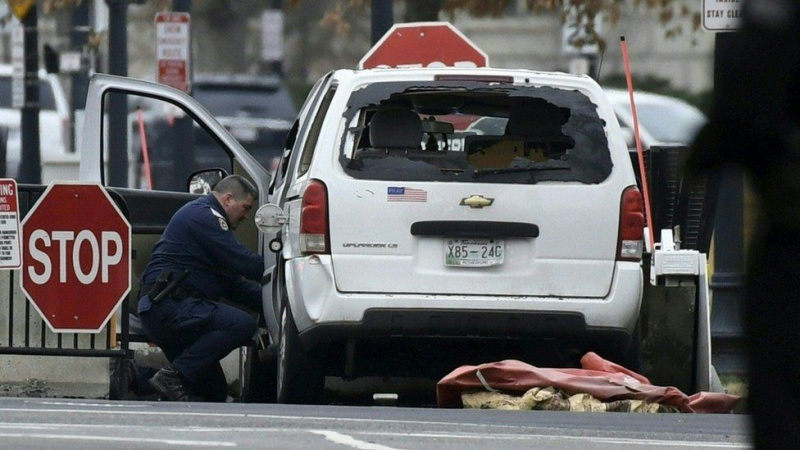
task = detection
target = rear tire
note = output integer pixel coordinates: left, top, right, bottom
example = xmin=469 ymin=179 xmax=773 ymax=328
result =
xmin=623 ymin=320 xmax=642 ymax=372
xmin=276 ymin=304 xmax=324 ymax=404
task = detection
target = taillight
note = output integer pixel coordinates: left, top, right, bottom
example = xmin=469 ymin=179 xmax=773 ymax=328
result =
xmin=617 ymin=186 xmax=644 ymax=261
xmin=299 ymin=180 xmax=329 ymax=255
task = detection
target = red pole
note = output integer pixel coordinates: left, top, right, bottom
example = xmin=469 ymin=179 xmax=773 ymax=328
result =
xmin=137 ymin=109 xmax=153 ymax=190
xmin=620 ymin=36 xmax=655 ymax=250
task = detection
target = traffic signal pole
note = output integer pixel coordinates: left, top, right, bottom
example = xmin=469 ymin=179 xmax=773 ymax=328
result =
xmin=19 ymin=6 xmax=41 ymax=184
xmin=172 ymin=0 xmax=193 ymax=192
xmin=69 ymin=2 xmax=90 ymax=154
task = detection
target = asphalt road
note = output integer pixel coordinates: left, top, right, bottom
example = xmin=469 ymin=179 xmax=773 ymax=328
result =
xmin=0 ymin=397 xmax=751 ymax=449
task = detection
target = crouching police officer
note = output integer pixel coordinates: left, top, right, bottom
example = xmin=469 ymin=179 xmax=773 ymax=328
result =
xmin=138 ymin=174 xmax=265 ymax=402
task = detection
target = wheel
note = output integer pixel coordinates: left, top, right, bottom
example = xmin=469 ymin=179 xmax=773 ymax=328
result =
xmin=276 ymin=304 xmax=324 ymax=404
xmin=240 ymin=344 xmax=277 ymax=403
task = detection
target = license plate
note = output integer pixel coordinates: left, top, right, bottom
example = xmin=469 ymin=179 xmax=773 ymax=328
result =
xmin=444 ymin=238 xmax=504 ymax=267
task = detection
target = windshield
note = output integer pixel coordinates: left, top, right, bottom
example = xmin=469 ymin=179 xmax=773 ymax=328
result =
xmin=635 ymin=102 xmax=707 ymax=144
xmin=193 ymin=84 xmax=296 ymax=120
xmin=338 ymin=81 xmax=612 ymax=185
xmin=0 ymin=78 xmax=57 ymax=110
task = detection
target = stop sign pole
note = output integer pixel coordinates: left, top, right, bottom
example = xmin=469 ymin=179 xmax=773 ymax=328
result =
xmin=20 ymin=183 xmax=131 ymax=333
xmin=359 ymin=22 xmax=489 ymax=69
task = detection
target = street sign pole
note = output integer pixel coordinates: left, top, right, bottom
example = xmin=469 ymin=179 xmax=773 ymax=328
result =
xmin=371 ymin=0 xmax=393 ymax=45
xmin=709 ymin=31 xmax=746 ymax=377
xmin=19 ymin=6 xmax=41 ymax=184
xmin=107 ymin=0 xmax=129 ymax=188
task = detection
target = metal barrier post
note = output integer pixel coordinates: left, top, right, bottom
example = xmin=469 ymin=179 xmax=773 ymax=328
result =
xmin=0 ymin=126 xmax=7 ymax=178
xmin=709 ymin=165 xmax=747 ymax=375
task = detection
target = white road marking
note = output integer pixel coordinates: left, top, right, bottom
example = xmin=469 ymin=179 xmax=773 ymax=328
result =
xmin=0 ymin=432 xmax=235 ymax=447
xmin=37 ymin=401 xmax=150 ymax=408
xmin=357 ymin=431 xmax=750 ymax=448
xmin=310 ymin=430 xmax=404 ymax=450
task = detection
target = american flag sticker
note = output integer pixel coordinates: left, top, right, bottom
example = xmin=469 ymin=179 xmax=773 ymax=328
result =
xmin=387 ymin=186 xmax=427 ymax=202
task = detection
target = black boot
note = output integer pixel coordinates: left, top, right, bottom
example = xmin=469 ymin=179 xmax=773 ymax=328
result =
xmin=148 ymin=365 xmax=193 ymax=402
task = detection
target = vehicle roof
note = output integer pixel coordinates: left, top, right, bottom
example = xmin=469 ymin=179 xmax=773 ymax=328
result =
xmin=193 ymin=73 xmax=284 ymax=89
xmin=603 ymin=88 xmax=703 ymax=112
xmin=0 ymin=63 xmax=52 ymax=79
xmin=331 ymin=66 xmax=600 ymax=89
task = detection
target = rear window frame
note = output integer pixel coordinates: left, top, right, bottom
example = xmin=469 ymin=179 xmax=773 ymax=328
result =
xmin=336 ymin=80 xmax=614 ymax=185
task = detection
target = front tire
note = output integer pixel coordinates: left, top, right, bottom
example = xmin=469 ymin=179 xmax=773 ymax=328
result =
xmin=276 ymin=304 xmax=324 ymax=404
xmin=239 ymin=336 xmax=277 ymax=403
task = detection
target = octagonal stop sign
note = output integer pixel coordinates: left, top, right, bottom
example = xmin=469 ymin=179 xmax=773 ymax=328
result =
xmin=21 ymin=183 xmax=131 ymax=333
xmin=359 ymin=22 xmax=488 ymax=69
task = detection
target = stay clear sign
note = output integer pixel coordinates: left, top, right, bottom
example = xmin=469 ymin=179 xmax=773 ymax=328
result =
xmin=156 ymin=12 xmax=191 ymax=93
xmin=702 ymin=0 xmax=742 ymax=31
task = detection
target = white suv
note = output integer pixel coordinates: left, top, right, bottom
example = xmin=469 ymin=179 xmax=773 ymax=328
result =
xmin=0 ymin=64 xmax=70 ymax=179
xmin=262 ymin=67 xmax=645 ymax=403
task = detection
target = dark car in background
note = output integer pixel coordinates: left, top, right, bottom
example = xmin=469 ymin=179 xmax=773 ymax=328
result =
xmin=130 ymin=73 xmax=297 ymax=191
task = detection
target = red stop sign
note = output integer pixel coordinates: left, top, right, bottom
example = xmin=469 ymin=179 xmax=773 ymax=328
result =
xmin=20 ymin=183 xmax=131 ymax=333
xmin=359 ymin=22 xmax=488 ymax=69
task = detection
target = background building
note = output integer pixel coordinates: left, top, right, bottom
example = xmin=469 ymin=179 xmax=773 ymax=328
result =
xmin=0 ymin=1 xmax=715 ymax=110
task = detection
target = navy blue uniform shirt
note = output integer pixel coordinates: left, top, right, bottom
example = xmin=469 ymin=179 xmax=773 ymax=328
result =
xmin=139 ymin=194 xmax=264 ymax=313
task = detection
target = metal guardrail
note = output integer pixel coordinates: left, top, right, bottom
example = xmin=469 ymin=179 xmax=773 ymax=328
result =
xmin=638 ymin=145 xmax=746 ymax=376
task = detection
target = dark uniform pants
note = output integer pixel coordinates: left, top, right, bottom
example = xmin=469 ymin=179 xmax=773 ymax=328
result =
xmin=139 ymin=296 xmax=257 ymax=402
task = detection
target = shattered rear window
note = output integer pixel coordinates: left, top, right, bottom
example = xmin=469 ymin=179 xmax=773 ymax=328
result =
xmin=338 ymin=80 xmax=612 ymax=184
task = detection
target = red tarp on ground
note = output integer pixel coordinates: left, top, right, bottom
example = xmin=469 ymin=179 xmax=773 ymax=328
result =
xmin=436 ymin=352 xmax=740 ymax=413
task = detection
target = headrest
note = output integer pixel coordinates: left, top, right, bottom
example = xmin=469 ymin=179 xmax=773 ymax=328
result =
xmin=369 ymin=108 xmax=423 ymax=149
xmin=505 ymin=98 xmax=569 ymax=137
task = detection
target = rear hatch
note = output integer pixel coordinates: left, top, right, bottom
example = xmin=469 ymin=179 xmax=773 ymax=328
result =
xmin=325 ymin=75 xmax=632 ymax=298
xmin=328 ymin=181 xmax=623 ymax=297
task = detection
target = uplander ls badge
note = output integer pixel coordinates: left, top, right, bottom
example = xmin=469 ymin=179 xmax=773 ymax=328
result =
xmin=343 ymin=242 xmax=398 ymax=249
xmin=460 ymin=195 xmax=494 ymax=208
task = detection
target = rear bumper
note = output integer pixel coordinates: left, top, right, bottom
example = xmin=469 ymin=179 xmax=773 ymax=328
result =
xmin=285 ymin=255 xmax=642 ymax=346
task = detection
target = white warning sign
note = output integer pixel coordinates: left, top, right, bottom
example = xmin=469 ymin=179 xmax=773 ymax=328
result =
xmin=0 ymin=179 xmax=22 ymax=269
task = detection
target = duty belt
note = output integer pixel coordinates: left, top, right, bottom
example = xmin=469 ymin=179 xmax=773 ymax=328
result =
xmin=140 ymin=283 xmax=198 ymax=301
xmin=140 ymin=269 xmax=198 ymax=303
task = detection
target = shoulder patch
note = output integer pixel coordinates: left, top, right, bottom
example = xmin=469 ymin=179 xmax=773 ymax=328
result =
xmin=209 ymin=207 xmax=229 ymax=230
xmin=217 ymin=217 xmax=229 ymax=231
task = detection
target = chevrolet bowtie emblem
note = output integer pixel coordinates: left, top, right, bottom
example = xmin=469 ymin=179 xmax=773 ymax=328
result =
xmin=460 ymin=195 xmax=494 ymax=208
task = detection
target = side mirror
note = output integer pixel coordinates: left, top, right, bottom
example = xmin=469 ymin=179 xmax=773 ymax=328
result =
xmin=188 ymin=168 xmax=227 ymax=194
xmin=254 ymin=204 xmax=287 ymax=235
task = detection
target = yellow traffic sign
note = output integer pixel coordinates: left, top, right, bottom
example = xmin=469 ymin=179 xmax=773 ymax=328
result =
xmin=9 ymin=0 xmax=36 ymax=21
